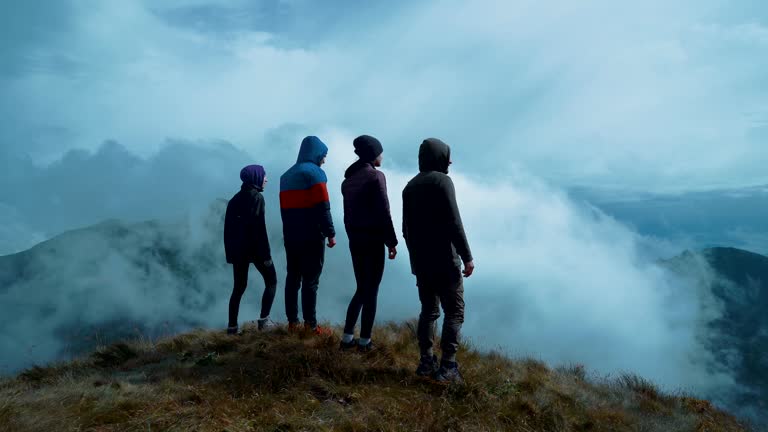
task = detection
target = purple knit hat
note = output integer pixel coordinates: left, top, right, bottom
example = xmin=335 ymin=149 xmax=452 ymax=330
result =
xmin=240 ymin=164 xmax=266 ymax=188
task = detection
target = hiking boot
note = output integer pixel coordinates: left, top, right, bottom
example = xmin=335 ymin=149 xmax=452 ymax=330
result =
xmin=434 ymin=360 xmax=464 ymax=384
xmin=308 ymin=324 xmax=333 ymax=337
xmin=257 ymin=317 xmax=278 ymax=331
xmin=287 ymin=322 xmax=302 ymax=333
xmin=416 ymin=354 xmax=439 ymax=377
xmin=339 ymin=339 xmax=357 ymax=351
xmin=226 ymin=326 xmax=240 ymax=336
xmin=357 ymin=340 xmax=374 ymax=353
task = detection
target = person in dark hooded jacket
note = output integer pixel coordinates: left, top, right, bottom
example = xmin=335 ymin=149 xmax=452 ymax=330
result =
xmin=339 ymin=135 xmax=398 ymax=352
xmin=402 ymin=138 xmax=474 ymax=383
xmin=224 ymin=164 xmax=278 ymax=335
xmin=280 ymin=136 xmax=336 ymax=335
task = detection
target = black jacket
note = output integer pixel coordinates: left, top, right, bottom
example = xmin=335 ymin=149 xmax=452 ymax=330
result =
xmin=402 ymin=138 xmax=472 ymax=277
xmin=224 ymin=184 xmax=271 ymax=264
xmin=341 ymin=160 xmax=398 ymax=248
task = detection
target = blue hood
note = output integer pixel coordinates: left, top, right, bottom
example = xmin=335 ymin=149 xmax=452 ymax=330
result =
xmin=297 ymin=136 xmax=328 ymax=165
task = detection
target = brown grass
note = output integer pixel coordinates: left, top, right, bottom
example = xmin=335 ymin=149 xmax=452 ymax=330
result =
xmin=0 ymin=321 xmax=748 ymax=432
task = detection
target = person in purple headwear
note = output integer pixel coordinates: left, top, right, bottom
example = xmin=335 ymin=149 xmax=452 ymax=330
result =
xmin=223 ymin=164 xmax=278 ymax=334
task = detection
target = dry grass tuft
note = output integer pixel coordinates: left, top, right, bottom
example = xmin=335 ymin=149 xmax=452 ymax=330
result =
xmin=92 ymin=342 xmax=138 ymax=368
xmin=618 ymin=373 xmax=663 ymax=401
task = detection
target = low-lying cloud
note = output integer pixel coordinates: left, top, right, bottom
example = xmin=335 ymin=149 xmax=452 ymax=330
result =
xmin=0 ymin=136 xmax=733 ymax=405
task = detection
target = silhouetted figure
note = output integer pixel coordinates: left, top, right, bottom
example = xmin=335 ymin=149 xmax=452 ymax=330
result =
xmin=339 ymin=135 xmax=398 ymax=352
xmin=280 ymin=136 xmax=336 ymax=335
xmin=223 ymin=165 xmax=278 ymax=335
xmin=402 ymin=138 xmax=475 ymax=383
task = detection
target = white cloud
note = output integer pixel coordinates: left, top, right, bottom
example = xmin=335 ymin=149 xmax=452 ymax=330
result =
xmin=2 ymin=0 xmax=767 ymax=188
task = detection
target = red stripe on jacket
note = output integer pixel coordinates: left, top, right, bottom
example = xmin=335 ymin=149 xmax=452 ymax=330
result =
xmin=280 ymin=182 xmax=330 ymax=209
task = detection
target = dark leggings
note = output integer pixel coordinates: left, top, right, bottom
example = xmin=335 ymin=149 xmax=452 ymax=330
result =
xmin=228 ymin=260 xmax=278 ymax=328
xmin=343 ymin=240 xmax=385 ymax=339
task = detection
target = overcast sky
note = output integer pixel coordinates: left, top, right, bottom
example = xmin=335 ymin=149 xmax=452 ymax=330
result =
xmin=2 ymin=0 xmax=767 ymax=190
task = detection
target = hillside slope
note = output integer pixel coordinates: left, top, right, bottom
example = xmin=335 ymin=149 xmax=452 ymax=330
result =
xmin=662 ymin=247 xmax=768 ymax=421
xmin=0 ymin=322 xmax=746 ymax=432
xmin=0 ymin=200 xmax=232 ymax=371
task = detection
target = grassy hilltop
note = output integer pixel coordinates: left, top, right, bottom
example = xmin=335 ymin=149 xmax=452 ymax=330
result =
xmin=0 ymin=322 xmax=747 ymax=432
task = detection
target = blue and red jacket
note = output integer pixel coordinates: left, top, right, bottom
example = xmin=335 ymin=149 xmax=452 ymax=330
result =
xmin=280 ymin=136 xmax=336 ymax=243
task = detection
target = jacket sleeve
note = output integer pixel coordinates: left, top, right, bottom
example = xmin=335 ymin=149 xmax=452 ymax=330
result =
xmin=443 ymin=177 xmax=473 ymax=263
xmin=375 ymin=171 xmax=398 ymax=248
xmin=316 ymin=182 xmax=336 ymax=239
xmin=223 ymin=200 xmax=234 ymax=263
xmin=402 ymin=188 xmax=410 ymax=245
xmin=253 ymin=194 xmax=271 ymax=261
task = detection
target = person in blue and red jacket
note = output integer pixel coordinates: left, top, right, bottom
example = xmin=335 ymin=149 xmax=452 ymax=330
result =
xmin=280 ymin=136 xmax=336 ymax=335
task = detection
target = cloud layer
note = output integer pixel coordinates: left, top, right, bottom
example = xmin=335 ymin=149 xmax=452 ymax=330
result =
xmin=1 ymin=136 xmax=732 ymax=404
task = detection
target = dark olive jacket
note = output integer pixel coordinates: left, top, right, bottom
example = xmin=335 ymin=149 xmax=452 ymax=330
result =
xmin=402 ymin=138 xmax=472 ymax=277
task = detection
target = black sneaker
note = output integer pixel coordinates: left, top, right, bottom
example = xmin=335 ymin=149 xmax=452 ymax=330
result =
xmin=226 ymin=326 xmax=239 ymax=335
xmin=416 ymin=354 xmax=439 ymax=377
xmin=357 ymin=341 xmax=374 ymax=353
xmin=339 ymin=339 xmax=357 ymax=351
xmin=434 ymin=360 xmax=464 ymax=384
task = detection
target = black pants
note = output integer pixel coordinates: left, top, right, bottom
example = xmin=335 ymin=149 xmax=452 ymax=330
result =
xmin=228 ymin=260 xmax=278 ymax=328
xmin=416 ymin=271 xmax=465 ymax=362
xmin=284 ymin=240 xmax=325 ymax=327
xmin=343 ymin=239 xmax=385 ymax=339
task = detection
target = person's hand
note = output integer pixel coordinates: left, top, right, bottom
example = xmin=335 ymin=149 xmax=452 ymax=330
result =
xmin=388 ymin=246 xmax=397 ymax=260
xmin=327 ymin=237 xmax=337 ymax=248
xmin=462 ymin=260 xmax=475 ymax=278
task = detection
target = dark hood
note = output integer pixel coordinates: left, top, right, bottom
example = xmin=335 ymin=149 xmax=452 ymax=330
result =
xmin=418 ymin=138 xmax=451 ymax=174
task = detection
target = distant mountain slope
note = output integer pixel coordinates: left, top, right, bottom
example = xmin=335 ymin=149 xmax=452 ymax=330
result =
xmin=0 ymin=200 xmax=231 ymax=372
xmin=662 ymin=247 xmax=768 ymax=421
xmin=0 ymin=139 xmax=258 ymax=256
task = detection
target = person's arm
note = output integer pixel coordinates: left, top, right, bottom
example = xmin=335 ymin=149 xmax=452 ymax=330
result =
xmin=253 ymin=194 xmax=271 ymax=261
xmin=374 ymin=171 xmax=398 ymax=249
xmin=401 ymin=188 xmax=409 ymax=246
xmin=313 ymin=181 xmax=336 ymax=242
xmin=443 ymin=177 xmax=473 ymax=265
xmin=223 ymin=199 xmax=234 ymax=262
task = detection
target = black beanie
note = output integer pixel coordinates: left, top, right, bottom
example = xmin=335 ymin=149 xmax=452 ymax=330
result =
xmin=353 ymin=135 xmax=383 ymax=162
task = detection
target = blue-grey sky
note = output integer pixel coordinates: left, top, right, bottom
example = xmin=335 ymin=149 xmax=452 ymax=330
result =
xmin=1 ymin=0 xmax=767 ymax=189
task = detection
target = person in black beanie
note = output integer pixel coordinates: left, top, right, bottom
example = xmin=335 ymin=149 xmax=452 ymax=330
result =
xmin=339 ymin=135 xmax=398 ymax=351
